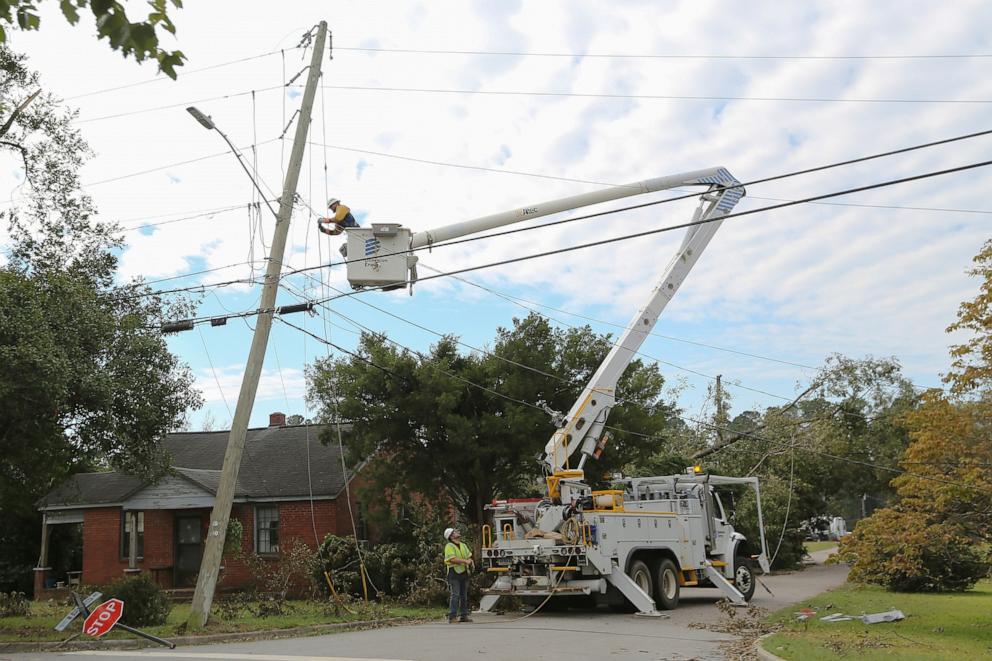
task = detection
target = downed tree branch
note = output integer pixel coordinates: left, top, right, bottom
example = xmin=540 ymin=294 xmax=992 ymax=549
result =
xmin=692 ymin=381 xmax=821 ymax=460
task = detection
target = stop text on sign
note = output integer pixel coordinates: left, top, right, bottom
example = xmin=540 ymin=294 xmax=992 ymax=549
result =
xmin=83 ymin=598 xmax=124 ymax=637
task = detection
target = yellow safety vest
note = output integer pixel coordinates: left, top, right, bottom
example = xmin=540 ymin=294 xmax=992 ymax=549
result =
xmin=444 ymin=541 xmax=472 ymax=574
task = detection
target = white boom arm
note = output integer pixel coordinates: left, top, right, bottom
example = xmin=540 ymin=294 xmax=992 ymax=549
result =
xmin=344 ymin=166 xmax=745 ymax=474
xmin=409 ymin=168 xmax=740 ymax=249
xmin=540 ymin=169 xmax=744 ymax=474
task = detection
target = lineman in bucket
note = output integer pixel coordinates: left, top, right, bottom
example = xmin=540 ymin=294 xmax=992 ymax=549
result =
xmin=443 ymin=527 xmax=474 ymax=623
xmin=317 ymin=197 xmax=359 ymax=236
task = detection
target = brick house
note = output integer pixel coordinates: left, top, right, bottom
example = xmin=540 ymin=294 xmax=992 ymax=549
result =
xmin=33 ymin=414 xmax=368 ymax=599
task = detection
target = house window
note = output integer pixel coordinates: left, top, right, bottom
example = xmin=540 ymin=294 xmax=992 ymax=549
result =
xmin=255 ymin=505 xmax=279 ymax=554
xmin=120 ymin=511 xmax=144 ymax=559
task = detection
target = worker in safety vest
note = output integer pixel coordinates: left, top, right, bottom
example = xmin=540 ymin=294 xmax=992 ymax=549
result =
xmin=443 ymin=527 xmax=473 ymax=623
xmin=317 ymin=197 xmax=359 ymax=236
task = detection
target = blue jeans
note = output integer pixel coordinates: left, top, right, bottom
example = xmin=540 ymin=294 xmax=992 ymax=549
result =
xmin=446 ymin=568 xmax=469 ymax=620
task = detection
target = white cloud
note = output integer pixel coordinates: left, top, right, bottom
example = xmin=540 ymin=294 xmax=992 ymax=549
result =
xmin=2 ymin=0 xmax=989 ymax=427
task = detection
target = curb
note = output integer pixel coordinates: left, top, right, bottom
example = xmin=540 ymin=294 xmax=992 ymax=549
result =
xmin=0 ymin=616 xmax=412 ymax=654
xmin=753 ymin=633 xmax=788 ymax=661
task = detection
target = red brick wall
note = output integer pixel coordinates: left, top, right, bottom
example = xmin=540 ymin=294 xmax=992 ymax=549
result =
xmin=78 ymin=490 xmax=364 ymax=592
xmin=220 ymin=499 xmax=341 ymax=588
xmin=81 ymin=507 xmax=122 ymax=585
xmin=80 ymin=508 xmax=176 ymax=587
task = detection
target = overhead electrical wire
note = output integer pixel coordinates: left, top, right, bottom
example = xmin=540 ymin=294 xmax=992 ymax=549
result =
xmin=145 ymin=153 xmax=992 ymax=319
xmin=318 ymin=83 xmax=992 ymax=105
xmin=65 ymin=47 xmax=300 ymax=101
xmin=335 ymin=45 xmax=992 ymax=61
xmin=281 ymin=126 xmax=992 ymax=281
xmin=310 ymin=139 xmax=992 ymax=216
xmin=124 ymin=126 xmax=992 ymax=303
xmin=309 ymin=157 xmax=992 ymax=304
xmin=277 ymin=303 xmax=992 ymax=496
xmin=75 ymin=86 xmax=286 ymax=124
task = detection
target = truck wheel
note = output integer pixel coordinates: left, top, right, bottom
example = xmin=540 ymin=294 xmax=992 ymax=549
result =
xmin=654 ymin=558 xmax=680 ymax=610
xmin=734 ymin=556 xmax=756 ymax=602
xmin=629 ymin=559 xmax=654 ymax=601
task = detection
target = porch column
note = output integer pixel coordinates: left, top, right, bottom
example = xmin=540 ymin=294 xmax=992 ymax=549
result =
xmin=127 ymin=511 xmax=139 ymax=572
xmin=37 ymin=512 xmax=50 ymax=567
xmin=33 ymin=512 xmax=51 ymax=599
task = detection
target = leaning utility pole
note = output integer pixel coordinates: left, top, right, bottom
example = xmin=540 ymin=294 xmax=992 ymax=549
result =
xmin=187 ymin=21 xmax=327 ymax=627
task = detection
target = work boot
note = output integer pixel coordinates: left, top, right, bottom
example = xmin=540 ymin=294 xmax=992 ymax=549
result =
xmin=448 ymin=617 xmax=458 ymax=624
xmin=459 ymin=616 xmax=473 ymax=623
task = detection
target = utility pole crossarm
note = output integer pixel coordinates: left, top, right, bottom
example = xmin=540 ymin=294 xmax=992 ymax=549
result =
xmin=186 ymin=21 xmax=328 ymax=628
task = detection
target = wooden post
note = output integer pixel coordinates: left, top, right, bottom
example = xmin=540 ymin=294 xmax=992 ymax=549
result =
xmin=37 ymin=512 xmax=50 ymax=568
xmin=127 ymin=512 xmax=138 ymax=570
xmin=187 ymin=21 xmax=328 ymax=628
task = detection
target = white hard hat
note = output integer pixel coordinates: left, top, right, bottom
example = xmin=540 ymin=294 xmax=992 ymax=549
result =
xmin=444 ymin=527 xmax=456 ymax=540
xmin=327 ymin=197 xmax=340 ymax=207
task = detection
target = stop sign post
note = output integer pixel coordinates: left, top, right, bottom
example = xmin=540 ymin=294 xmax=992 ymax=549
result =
xmin=68 ymin=592 xmax=175 ymax=649
xmin=83 ymin=598 xmax=124 ymax=637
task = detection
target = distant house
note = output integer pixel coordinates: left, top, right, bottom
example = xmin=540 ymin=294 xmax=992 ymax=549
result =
xmin=33 ymin=413 xmax=367 ymax=599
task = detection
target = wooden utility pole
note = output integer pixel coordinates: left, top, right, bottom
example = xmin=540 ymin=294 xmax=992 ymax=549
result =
xmin=714 ymin=374 xmax=725 ymax=444
xmin=187 ymin=21 xmax=328 ymax=627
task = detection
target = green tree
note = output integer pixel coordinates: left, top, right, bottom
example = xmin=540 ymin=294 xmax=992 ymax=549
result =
xmin=839 ymin=240 xmax=992 ymax=591
xmin=0 ymin=47 xmax=200 ymax=591
xmin=307 ymin=314 xmax=676 ymax=533
xmin=681 ymin=355 xmax=916 ymax=569
xmin=946 ymin=239 xmax=992 ymax=395
xmin=0 ymin=0 xmax=185 ymax=77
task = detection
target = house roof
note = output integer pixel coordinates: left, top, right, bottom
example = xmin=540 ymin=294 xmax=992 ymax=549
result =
xmin=38 ymin=423 xmax=355 ymax=509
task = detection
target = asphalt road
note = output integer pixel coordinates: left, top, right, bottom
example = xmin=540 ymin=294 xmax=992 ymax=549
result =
xmin=4 ymin=551 xmax=846 ymax=661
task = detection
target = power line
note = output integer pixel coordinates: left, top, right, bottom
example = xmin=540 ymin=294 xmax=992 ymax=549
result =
xmin=418 ymin=262 xmax=817 ymax=371
xmin=335 ymin=46 xmax=992 ymax=61
xmin=86 ymin=138 xmax=279 ymax=188
xmin=75 ymin=86 xmax=285 ymax=124
xmin=310 ymin=139 xmax=992 ymax=216
xmin=148 ymin=152 xmax=992 ymax=315
xmin=318 ymin=84 xmax=992 ymax=105
xmin=280 ymin=303 xmax=992 ymax=496
xmin=284 ymin=126 xmax=992 ymax=280
xmin=692 ymin=416 xmax=992 ymax=495
xmin=65 ymin=48 xmax=299 ymax=101
xmin=313 ymin=157 xmax=992 ymax=303
xmin=114 ymin=126 xmax=992 ymax=308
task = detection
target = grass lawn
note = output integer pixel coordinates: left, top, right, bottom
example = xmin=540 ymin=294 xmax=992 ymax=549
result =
xmin=803 ymin=541 xmax=838 ymax=554
xmin=762 ymin=579 xmax=992 ymax=660
xmin=0 ymin=599 xmax=445 ymax=643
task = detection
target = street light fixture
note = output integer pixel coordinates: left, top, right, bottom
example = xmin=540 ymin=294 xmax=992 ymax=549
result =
xmin=186 ymin=106 xmax=279 ymax=219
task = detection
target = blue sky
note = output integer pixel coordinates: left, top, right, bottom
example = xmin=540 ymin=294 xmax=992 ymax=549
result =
xmin=1 ymin=1 xmax=990 ymax=433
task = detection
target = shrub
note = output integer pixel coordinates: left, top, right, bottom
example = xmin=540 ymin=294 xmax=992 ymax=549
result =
xmin=101 ymin=574 xmax=171 ymax=626
xmin=838 ymin=507 xmax=991 ymax=592
xmin=0 ymin=591 xmax=29 ymax=617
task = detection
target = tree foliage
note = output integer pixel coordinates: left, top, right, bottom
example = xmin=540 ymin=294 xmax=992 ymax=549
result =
xmin=946 ymin=239 xmax=992 ymax=395
xmin=308 ymin=313 xmax=677 ymax=531
xmin=0 ymin=0 xmax=185 ymax=78
xmin=839 ymin=240 xmax=992 ymax=591
xmin=0 ymin=47 xmax=200 ymax=591
xmin=640 ymin=354 xmax=917 ymax=569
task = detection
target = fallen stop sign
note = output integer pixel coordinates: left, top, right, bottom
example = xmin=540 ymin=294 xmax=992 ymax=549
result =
xmin=83 ymin=598 xmax=124 ymax=637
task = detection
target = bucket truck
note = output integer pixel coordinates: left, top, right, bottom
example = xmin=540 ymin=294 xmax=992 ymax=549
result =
xmin=342 ymin=166 xmax=771 ymax=615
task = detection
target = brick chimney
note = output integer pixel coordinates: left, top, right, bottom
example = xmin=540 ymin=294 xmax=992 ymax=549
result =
xmin=268 ymin=412 xmax=287 ymax=428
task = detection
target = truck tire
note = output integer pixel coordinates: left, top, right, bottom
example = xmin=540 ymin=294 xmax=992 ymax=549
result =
xmin=734 ymin=556 xmax=756 ymax=602
xmin=654 ymin=558 xmax=680 ymax=610
xmin=629 ymin=558 xmax=654 ymax=601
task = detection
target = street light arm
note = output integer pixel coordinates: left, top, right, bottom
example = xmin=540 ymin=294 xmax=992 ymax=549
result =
xmin=187 ymin=105 xmax=280 ymax=220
